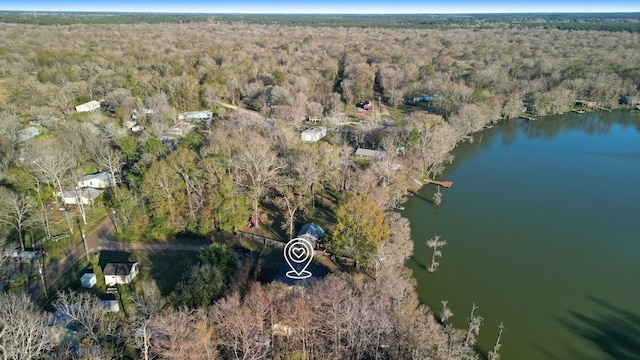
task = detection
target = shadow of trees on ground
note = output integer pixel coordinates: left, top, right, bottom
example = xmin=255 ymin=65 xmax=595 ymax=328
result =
xmin=557 ymin=296 xmax=640 ymax=360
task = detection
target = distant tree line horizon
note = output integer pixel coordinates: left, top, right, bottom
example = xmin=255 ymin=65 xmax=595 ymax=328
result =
xmin=1 ymin=11 xmax=640 ymax=32
xmin=0 ymin=17 xmax=638 ymax=358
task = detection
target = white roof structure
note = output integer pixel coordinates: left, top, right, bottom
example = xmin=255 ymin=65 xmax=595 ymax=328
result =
xmin=166 ymin=121 xmax=195 ymax=136
xmin=355 ymin=148 xmax=386 ymax=158
xmin=297 ymin=223 xmax=325 ymax=239
xmin=297 ymin=223 xmax=325 ymax=249
xmin=60 ymin=187 xmax=103 ymax=205
xmin=301 ymin=127 xmax=327 ymax=142
xmin=78 ymin=172 xmax=112 ymax=189
xmin=81 ymin=273 xmax=97 ymax=288
xmin=75 ymin=100 xmax=101 ymax=113
xmin=178 ymin=110 xmax=213 ymax=121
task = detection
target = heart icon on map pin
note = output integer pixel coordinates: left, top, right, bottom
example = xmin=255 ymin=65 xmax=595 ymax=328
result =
xmin=284 ymin=237 xmax=314 ymax=279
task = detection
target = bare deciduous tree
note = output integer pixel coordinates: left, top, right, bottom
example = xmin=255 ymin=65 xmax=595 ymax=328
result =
xmin=230 ymin=132 xmax=286 ymax=228
xmin=427 ymin=234 xmax=447 ymax=273
xmin=0 ymin=187 xmax=38 ymax=251
xmin=465 ymin=302 xmax=484 ymax=348
xmin=88 ymin=137 xmax=124 ymax=197
xmin=22 ymin=140 xmax=75 ymax=203
xmin=488 ymin=322 xmax=506 ymax=360
xmin=0 ymin=293 xmax=51 ymax=359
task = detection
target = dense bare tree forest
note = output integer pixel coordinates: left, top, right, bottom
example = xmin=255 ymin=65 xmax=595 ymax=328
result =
xmin=0 ymin=18 xmax=639 ymax=359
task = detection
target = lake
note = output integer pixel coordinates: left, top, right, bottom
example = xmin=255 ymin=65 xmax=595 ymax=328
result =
xmin=404 ymin=110 xmax=640 ymax=359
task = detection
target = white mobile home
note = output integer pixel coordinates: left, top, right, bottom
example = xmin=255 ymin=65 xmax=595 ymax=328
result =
xmin=75 ymin=100 xmax=101 ymax=113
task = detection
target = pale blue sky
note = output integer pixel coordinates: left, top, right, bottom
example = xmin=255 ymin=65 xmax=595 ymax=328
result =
xmin=1 ymin=0 xmax=638 ymax=14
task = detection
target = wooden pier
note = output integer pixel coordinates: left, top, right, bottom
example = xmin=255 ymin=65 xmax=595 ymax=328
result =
xmin=426 ymin=179 xmax=453 ymax=188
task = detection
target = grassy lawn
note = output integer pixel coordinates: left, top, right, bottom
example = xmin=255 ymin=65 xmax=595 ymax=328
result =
xmin=42 ymin=248 xmax=200 ymax=311
xmin=97 ymin=249 xmax=200 ymax=296
xmin=33 ymin=205 xmax=109 ymax=266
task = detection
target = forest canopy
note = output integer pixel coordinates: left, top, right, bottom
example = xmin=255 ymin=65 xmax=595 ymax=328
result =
xmin=0 ymin=14 xmax=638 ymax=359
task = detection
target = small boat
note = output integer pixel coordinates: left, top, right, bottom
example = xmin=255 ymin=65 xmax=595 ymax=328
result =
xmin=572 ymin=109 xmax=586 ymax=114
xmin=393 ymin=204 xmax=405 ymax=211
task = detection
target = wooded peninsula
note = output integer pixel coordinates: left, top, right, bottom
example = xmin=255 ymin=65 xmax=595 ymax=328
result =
xmin=0 ymin=12 xmax=639 ymax=359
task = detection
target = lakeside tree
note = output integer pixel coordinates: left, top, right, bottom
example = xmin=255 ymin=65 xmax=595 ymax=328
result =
xmin=488 ymin=322 xmax=507 ymax=360
xmin=440 ymin=300 xmax=454 ymax=323
xmin=433 ymin=185 xmax=443 ymax=206
xmin=465 ymin=302 xmax=484 ymax=348
xmin=332 ymin=192 xmax=390 ymax=265
xmin=427 ymin=233 xmax=447 ymax=272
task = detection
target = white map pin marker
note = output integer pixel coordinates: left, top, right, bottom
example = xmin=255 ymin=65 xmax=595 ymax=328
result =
xmin=284 ymin=237 xmax=314 ymax=280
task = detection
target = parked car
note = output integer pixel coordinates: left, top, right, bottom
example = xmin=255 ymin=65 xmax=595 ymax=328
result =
xmin=356 ymin=101 xmax=374 ymax=110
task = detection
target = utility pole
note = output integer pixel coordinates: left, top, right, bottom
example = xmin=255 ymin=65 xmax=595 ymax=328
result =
xmin=38 ymin=265 xmax=48 ymax=299
xmin=82 ymin=229 xmax=89 ymax=260
xmin=111 ymin=208 xmax=119 ymax=233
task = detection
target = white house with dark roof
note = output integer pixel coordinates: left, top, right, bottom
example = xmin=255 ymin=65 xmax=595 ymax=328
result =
xmin=103 ymin=262 xmax=139 ymax=286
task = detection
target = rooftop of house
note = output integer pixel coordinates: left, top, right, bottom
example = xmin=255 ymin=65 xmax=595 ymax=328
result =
xmin=61 ymin=187 xmax=103 ymax=200
xmin=355 ymin=148 xmax=386 ymax=158
xmin=80 ymin=172 xmax=110 ymax=183
xmin=103 ymin=262 xmax=138 ymax=276
xmin=301 ymin=127 xmax=326 ymax=135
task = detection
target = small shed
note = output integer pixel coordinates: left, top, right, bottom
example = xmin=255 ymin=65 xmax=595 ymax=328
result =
xmin=98 ymin=300 xmax=120 ymax=313
xmin=80 ymin=273 xmax=97 ymax=288
xmin=103 ymin=262 xmax=139 ymax=286
xmin=301 ymin=127 xmax=327 ymax=142
xmin=77 ymin=172 xmax=112 ymax=189
xmin=75 ymin=100 xmax=101 ymax=113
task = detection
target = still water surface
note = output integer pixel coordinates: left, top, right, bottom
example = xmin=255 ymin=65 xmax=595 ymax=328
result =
xmin=405 ymin=111 xmax=640 ymax=359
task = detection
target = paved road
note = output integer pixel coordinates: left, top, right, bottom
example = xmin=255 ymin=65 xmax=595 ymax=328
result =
xmin=27 ymin=217 xmax=210 ymax=302
xmin=99 ymin=240 xmax=207 ymax=252
xmin=28 ymin=217 xmax=115 ymax=302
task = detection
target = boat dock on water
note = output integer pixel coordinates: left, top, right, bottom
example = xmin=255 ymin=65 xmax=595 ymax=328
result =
xmin=426 ymin=179 xmax=453 ymax=188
